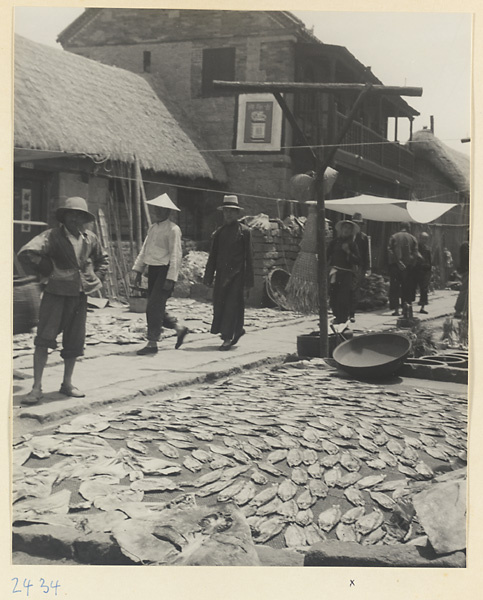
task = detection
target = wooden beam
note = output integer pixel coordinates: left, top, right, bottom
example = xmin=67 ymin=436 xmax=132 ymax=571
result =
xmin=213 ymin=80 xmax=423 ymax=97
xmin=272 ymin=92 xmax=317 ymax=164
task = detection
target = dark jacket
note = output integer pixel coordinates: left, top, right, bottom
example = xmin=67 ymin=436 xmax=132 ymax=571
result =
xmin=203 ymin=221 xmax=254 ymax=288
xmin=327 ymin=237 xmax=360 ymax=271
xmin=18 ymin=226 xmax=109 ymax=296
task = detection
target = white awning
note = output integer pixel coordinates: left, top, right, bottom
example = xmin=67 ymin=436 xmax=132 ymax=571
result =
xmin=324 ymin=195 xmax=457 ymax=224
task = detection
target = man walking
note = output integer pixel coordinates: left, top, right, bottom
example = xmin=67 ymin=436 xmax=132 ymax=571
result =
xmin=387 ymin=222 xmax=419 ymax=316
xmin=414 ymin=232 xmax=432 ymax=314
xmin=18 ymin=197 xmax=109 ymax=404
xmin=203 ymin=195 xmax=254 ymax=351
xmin=131 ymin=194 xmax=188 ymax=355
xmin=349 ymin=212 xmax=370 ymax=322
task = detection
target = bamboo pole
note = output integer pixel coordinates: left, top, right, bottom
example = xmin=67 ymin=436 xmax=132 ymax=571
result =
xmin=133 ymin=161 xmax=143 ymax=254
xmin=135 ymin=158 xmax=152 ymax=231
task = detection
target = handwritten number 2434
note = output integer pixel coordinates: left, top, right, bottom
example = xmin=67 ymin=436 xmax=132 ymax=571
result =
xmin=12 ymin=578 xmax=61 ymax=596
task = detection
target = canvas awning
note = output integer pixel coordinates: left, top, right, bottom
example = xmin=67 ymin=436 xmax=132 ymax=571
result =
xmin=324 ymin=195 xmax=457 ymax=224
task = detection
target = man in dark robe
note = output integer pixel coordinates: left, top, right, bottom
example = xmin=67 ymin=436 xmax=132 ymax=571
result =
xmin=203 ymin=195 xmax=254 ymax=350
xmin=414 ymin=232 xmax=432 ymax=314
xmin=327 ymin=220 xmax=361 ymax=324
xmin=454 ymin=230 xmax=469 ymax=319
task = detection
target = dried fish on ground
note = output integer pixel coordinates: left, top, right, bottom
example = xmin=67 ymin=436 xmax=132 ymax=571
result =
xmin=210 ymin=455 xmax=236 ymax=470
xmin=239 ymin=442 xmax=262 ymax=460
xmin=191 ymin=449 xmax=212 ymax=463
xmin=220 ymin=464 xmax=251 ymax=481
xmin=365 ymin=458 xmax=387 ymax=470
xmin=344 ymin=486 xmax=366 ymax=507
xmin=324 ymin=466 xmax=342 ymax=488
xmin=397 ymin=463 xmax=418 ymax=478
xmin=307 ymin=463 xmax=323 ymax=479
xmin=183 ymin=456 xmax=203 ymax=473
xmin=190 ymin=469 xmax=224 ymax=488
xmin=321 ymin=440 xmax=339 ymax=455
xmin=233 ymin=480 xmax=257 ymax=506
xmin=302 ymin=449 xmax=318 ymax=466
xmin=303 ymin=427 xmax=320 ymax=443
xmin=356 ymin=474 xmax=386 ymax=489
xmin=209 ymin=444 xmax=234 ymax=457
xmin=285 ymin=523 xmax=307 ymax=548
xmin=308 ymin=479 xmax=328 ymax=499
xmin=415 ymin=461 xmax=434 ymax=479
xmin=335 ymin=522 xmax=358 ymax=542
xmin=251 ymin=484 xmax=279 ymax=508
xmin=337 ymin=471 xmax=362 ymax=488
xmin=362 ymin=527 xmax=386 ymax=546
xmin=231 ymin=448 xmax=251 ymax=465
xmin=341 ymin=506 xmax=365 ymax=524
xmin=355 ymin=509 xmax=384 ymax=536
xmin=358 ymin=437 xmax=379 ymax=454
xmin=255 ymin=515 xmax=286 ymax=544
xmin=257 ymin=461 xmax=284 ymax=477
xmin=378 ymin=450 xmax=398 ymax=467
xmin=126 ymin=440 xmax=148 ymax=455
xmin=287 ymin=448 xmax=303 ymax=467
xmin=386 ymin=440 xmax=404 ymax=455
xmin=278 ymin=479 xmax=298 ymax=502
xmin=277 ymin=499 xmax=298 ymax=520
xmin=267 ymin=449 xmax=288 ymax=464
xmin=217 ymin=478 xmax=247 ymax=503
xmin=338 ymin=425 xmax=354 ymax=439
xmin=295 ymin=508 xmax=314 ymax=527
xmin=194 ymin=477 xmax=236 ymax=498
xmin=250 ymin=469 xmax=268 ymax=485
xmin=131 ymin=478 xmax=181 ymax=493
xmin=291 ymin=467 xmax=308 ymax=485
xmin=305 ymin=523 xmax=327 ymax=545
xmin=373 ymin=432 xmax=389 ymax=446
xmin=256 ymin=496 xmax=284 ymax=517
xmin=381 ymin=424 xmax=403 ymax=438
xmin=318 ymin=505 xmax=342 ymax=532
xmin=369 ymin=491 xmax=396 ymax=510
xmin=340 ymin=452 xmax=361 ymax=473
xmin=321 ymin=453 xmax=340 ymax=468
xmin=296 ymin=489 xmax=316 ymax=510
xmin=424 ymin=446 xmax=450 ymax=461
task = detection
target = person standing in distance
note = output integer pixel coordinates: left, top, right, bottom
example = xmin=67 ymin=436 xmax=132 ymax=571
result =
xmin=349 ymin=212 xmax=370 ymax=322
xmin=203 ymin=195 xmax=254 ymax=351
xmin=414 ymin=232 xmax=432 ymax=314
xmin=131 ymin=193 xmax=189 ymax=355
xmin=18 ymin=197 xmax=109 ymax=404
xmin=454 ymin=229 xmax=469 ymax=319
xmin=387 ymin=222 xmax=418 ymax=316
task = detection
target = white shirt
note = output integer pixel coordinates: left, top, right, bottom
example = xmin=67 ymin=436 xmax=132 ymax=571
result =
xmin=132 ymin=219 xmax=182 ymax=281
xmin=63 ymin=225 xmax=85 ymax=263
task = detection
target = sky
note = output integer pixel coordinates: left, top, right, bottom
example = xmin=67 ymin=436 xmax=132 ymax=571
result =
xmin=14 ymin=7 xmax=472 ymax=155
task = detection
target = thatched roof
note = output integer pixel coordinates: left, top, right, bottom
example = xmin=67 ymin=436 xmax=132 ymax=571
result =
xmin=409 ymin=129 xmax=470 ymax=193
xmin=14 ymin=35 xmax=226 ymax=182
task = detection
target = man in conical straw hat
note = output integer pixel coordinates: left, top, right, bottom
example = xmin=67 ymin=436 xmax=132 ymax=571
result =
xmin=203 ymin=195 xmax=254 ymax=350
xmin=18 ymin=196 xmax=109 ymax=404
xmin=131 ymin=193 xmax=189 ymax=354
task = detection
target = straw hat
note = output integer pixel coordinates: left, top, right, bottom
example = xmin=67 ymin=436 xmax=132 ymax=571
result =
xmin=217 ymin=195 xmax=243 ymax=211
xmin=335 ymin=220 xmax=360 ymax=236
xmin=56 ymin=197 xmax=95 ymax=223
xmin=146 ymin=193 xmax=180 ymax=212
xmin=351 ymin=212 xmax=364 ymax=224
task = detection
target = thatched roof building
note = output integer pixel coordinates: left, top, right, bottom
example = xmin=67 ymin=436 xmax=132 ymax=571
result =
xmin=409 ymin=129 xmax=470 ymax=195
xmin=14 ymin=34 xmax=226 ymax=182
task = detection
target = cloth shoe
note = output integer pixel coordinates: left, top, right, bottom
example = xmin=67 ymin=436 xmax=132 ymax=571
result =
xmin=137 ymin=344 xmax=158 ymax=355
xmin=59 ymin=384 xmax=85 ymax=398
xmin=219 ymin=340 xmax=232 ymax=351
xmin=21 ymin=389 xmax=43 ymax=405
xmin=230 ymin=328 xmax=246 ymax=346
xmin=175 ymin=327 xmax=189 ymax=349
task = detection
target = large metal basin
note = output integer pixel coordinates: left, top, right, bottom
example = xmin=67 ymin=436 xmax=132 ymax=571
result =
xmin=332 ymin=332 xmax=411 ymax=379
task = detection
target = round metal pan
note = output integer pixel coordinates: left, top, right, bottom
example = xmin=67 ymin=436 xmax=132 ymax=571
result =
xmin=332 ymin=332 xmax=412 ymax=379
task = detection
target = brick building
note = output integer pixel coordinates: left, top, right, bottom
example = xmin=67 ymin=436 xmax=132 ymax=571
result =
xmin=58 ymin=8 xmax=420 ymax=221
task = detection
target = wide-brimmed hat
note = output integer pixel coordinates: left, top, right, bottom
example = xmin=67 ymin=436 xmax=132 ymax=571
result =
xmin=217 ymin=195 xmax=243 ymax=211
xmin=56 ymin=197 xmax=95 ymax=223
xmin=145 ymin=193 xmax=180 ymax=212
xmin=351 ymin=212 xmax=364 ymax=223
xmin=335 ymin=219 xmax=360 ymax=236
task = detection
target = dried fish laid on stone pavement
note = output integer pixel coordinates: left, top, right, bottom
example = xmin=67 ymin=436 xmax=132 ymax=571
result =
xmin=217 ymin=478 xmax=248 ymax=503
xmin=131 ymin=477 xmax=181 ymax=493
xmin=337 ymin=471 xmax=362 ymax=489
xmin=233 ymin=480 xmax=257 ymax=506
xmin=296 ymin=489 xmax=316 ymax=510
xmin=365 ymin=458 xmax=387 ymax=470
xmin=386 ymin=440 xmax=404 ymax=456
xmin=255 ymin=515 xmax=286 ymax=544
xmin=210 ymin=455 xmax=236 ymax=470
xmin=239 ymin=442 xmax=262 ymax=460
xmin=250 ymin=469 xmax=268 ymax=485
xmin=355 ymin=509 xmax=384 ymax=536
xmin=277 ymin=499 xmax=298 ymax=520
xmin=344 ymin=486 xmax=366 ymax=507
xmin=369 ymin=491 xmax=397 ymax=510
xmin=308 ymin=479 xmax=328 ymax=499
xmin=295 ymin=508 xmax=314 ymax=527
xmin=277 ymin=479 xmax=298 ymax=502
xmin=291 ymin=467 xmax=308 ymax=485
xmin=285 ymin=523 xmax=307 ymax=548
xmin=307 ymin=462 xmax=323 ymax=479
xmin=362 ymin=526 xmax=386 ymax=546
xmin=267 ymin=449 xmax=288 ymax=464
xmin=321 ymin=453 xmax=340 ymax=468
xmin=183 ymin=456 xmax=203 ymax=473
xmin=356 ymin=474 xmax=386 ymax=489
xmin=286 ymin=448 xmax=303 ymax=468
xmin=324 ymin=466 xmax=342 ymax=488
xmin=305 ymin=523 xmax=327 ymax=545
xmin=209 ymin=444 xmax=235 ymax=457
xmin=340 ymin=452 xmax=361 ymax=473
xmin=335 ymin=522 xmax=359 ymax=542
xmin=378 ymin=450 xmax=398 ymax=468
xmin=414 ymin=461 xmax=434 ymax=479
xmin=250 ymin=484 xmax=280 ymax=508
xmin=424 ymin=446 xmax=450 ymax=461
xmin=193 ymin=478 xmax=237 ymax=498
xmin=257 ymin=461 xmax=284 ymax=477
xmin=341 ymin=505 xmax=365 ymax=524
xmin=256 ymin=496 xmax=284 ymax=517
xmin=302 ymin=449 xmax=318 ymax=466
xmin=317 ymin=505 xmax=342 ymax=532
xmin=189 ymin=469 xmax=225 ymax=488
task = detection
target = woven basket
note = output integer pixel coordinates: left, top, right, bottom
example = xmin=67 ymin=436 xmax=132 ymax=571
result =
xmin=13 ymin=275 xmax=41 ymax=334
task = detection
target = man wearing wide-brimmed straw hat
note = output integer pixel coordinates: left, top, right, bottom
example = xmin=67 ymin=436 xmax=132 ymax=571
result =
xmin=203 ymin=195 xmax=254 ymax=350
xmin=131 ymin=193 xmax=189 ymax=355
xmin=327 ymin=219 xmax=361 ymax=324
xmin=18 ymin=197 xmax=109 ymax=404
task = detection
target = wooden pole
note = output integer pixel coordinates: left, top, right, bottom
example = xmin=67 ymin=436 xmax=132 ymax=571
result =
xmin=214 ymin=81 xmax=423 ymax=97
xmin=133 ymin=162 xmax=143 ymax=254
xmin=134 ymin=158 xmax=152 ymax=230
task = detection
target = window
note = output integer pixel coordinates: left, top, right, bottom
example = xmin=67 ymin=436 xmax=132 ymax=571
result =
xmin=201 ymin=47 xmax=235 ymax=97
xmin=143 ymin=51 xmax=151 ymax=73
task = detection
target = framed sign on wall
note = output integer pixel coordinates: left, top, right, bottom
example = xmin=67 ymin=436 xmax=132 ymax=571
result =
xmin=235 ymin=93 xmax=283 ymax=152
